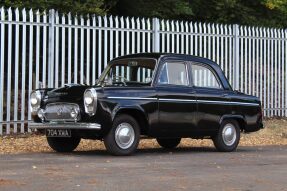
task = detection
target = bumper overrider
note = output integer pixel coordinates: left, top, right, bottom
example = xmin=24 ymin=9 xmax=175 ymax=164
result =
xmin=29 ymin=122 xmax=101 ymax=130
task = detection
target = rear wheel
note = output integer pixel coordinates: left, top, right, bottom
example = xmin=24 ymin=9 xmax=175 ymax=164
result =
xmin=47 ymin=136 xmax=81 ymax=152
xmin=104 ymin=114 xmax=140 ymax=156
xmin=156 ymin=138 xmax=181 ymax=149
xmin=212 ymin=120 xmax=240 ymax=152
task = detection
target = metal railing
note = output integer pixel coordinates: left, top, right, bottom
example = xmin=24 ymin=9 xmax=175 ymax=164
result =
xmin=0 ymin=7 xmax=287 ymax=134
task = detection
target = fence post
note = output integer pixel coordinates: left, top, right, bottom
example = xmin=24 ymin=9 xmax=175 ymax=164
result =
xmin=233 ymin=24 xmax=240 ymax=90
xmin=48 ymin=9 xmax=55 ymax=88
xmin=152 ymin=18 xmax=160 ymax=52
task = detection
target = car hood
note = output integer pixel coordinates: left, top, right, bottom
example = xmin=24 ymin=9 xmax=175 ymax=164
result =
xmin=44 ymin=84 xmax=91 ymax=104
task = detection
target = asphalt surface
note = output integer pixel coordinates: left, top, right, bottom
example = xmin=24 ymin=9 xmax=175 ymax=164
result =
xmin=0 ymin=145 xmax=286 ymax=191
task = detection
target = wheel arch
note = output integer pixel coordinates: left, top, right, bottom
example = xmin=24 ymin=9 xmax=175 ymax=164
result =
xmin=112 ymin=106 xmax=150 ymax=135
xmin=219 ymin=114 xmax=247 ymax=131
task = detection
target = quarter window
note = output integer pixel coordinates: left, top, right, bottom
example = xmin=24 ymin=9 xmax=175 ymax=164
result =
xmin=158 ymin=62 xmax=188 ymax=86
xmin=191 ymin=64 xmax=221 ymax=89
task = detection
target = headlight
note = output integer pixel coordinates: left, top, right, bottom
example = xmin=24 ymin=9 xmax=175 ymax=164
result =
xmin=30 ymin=90 xmax=41 ymax=112
xmin=84 ymin=88 xmax=97 ymax=116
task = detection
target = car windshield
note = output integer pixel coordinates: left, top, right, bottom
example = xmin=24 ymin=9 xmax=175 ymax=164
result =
xmin=98 ymin=58 xmax=156 ymax=86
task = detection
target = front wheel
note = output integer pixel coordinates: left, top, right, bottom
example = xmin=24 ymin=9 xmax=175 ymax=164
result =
xmin=212 ymin=120 xmax=240 ymax=152
xmin=47 ymin=136 xmax=81 ymax=152
xmin=104 ymin=114 xmax=140 ymax=156
xmin=156 ymin=138 xmax=181 ymax=149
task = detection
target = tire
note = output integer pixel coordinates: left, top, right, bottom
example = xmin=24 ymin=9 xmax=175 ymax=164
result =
xmin=212 ymin=119 xmax=240 ymax=152
xmin=156 ymin=138 xmax=181 ymax=149
xmin=47 ymin=136 xmax=81 ymax=153
xmin=104 ymin=114 xmax=140 ymax=156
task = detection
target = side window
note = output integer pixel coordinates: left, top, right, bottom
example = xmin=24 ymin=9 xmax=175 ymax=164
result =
xmin=191 ymin=64 xmax=222 ymax=89
xmin=158 ymin=62 xmax=188 ymax=86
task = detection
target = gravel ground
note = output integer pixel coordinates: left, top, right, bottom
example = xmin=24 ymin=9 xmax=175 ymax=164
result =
xmin=0 ymin=119 xmax=286 ymax=154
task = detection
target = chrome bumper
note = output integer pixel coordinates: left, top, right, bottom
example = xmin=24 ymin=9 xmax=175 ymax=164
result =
xmin=29 ymin=122 xmax=101 ymax=130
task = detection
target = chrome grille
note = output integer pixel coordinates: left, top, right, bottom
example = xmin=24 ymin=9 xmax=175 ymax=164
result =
xmin=43 ymin=103 xmax=80 ymax=122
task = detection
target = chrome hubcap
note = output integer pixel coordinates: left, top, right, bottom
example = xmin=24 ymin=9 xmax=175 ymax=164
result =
xmin=115 ymin=123 xmax=135 ymax=149
xmin=222 ymin=123 xmax=237 ymax=146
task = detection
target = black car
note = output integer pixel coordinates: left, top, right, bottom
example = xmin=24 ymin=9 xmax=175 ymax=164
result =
xmin=29 ymin=53 xmax=263 ymax=155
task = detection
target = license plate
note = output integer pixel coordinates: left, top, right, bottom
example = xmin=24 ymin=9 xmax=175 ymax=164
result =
xmin=46 ymin=129 xmax=71 ymax=137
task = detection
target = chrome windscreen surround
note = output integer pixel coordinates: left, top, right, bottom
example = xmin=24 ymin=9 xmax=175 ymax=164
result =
xmin=42 ymin=102 xmax=81 ymax=122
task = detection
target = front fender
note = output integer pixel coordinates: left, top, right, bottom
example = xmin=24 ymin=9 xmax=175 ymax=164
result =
xmin=111 ymin=104 xmax=147 ymax=121
xmin=219 ymin=114 xmax=247 ymax=129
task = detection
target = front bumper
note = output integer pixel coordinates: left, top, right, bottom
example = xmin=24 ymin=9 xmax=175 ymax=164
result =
xmin=29 ymin=122 xmax=101 ymax=130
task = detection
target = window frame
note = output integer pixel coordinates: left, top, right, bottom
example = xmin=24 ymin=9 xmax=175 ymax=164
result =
xmin=189 ymin=62 xmax=224 ymax=90
xmin=156 ymin=61 xmax=190 ymax=87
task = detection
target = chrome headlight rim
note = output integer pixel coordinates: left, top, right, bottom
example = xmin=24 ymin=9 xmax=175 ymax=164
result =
xmin=30 ymin=90 xmax=42 ymax=112
xmin=84 ymin=88 xmax=97 ymax=116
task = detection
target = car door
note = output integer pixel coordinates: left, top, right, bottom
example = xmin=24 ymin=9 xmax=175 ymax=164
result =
xmin=155 ymin=61 xmax=197 ymax=137
xmin=190 ymin=62 xmax=232 ymax=132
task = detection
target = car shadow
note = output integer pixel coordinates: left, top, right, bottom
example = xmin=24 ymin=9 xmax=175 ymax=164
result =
xmin=58 ymin=146 xmax=256 ymax=157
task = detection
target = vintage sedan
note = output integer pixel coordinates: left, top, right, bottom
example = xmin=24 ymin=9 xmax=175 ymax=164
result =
xmin=29 ymin=53 xmax=263 ymax=155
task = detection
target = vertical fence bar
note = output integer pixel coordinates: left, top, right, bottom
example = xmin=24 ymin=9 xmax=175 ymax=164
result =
xmin=267 ymin=29 xmax=270 ymax=117
xmin=14 ymin=8 xmax=20 ymax=133
xmin=86 ymin=16 xmax=90 ymax=84
xmin=48 ymin=9 xmax=55 ymax=88
xmin=68 ymin=13 xmax=72 ymax=84
xmin=6 ymin=8 xmax=12 ymax=134
xmin=263 ymin=28 xmax=267 ymax=116
xmin=109 ymin=16 xmax=114 ymax=60
xmin=239 ymin=27 xmax=243 ymax=91
xmin=142 ymin=18 xmax=146 ymax=53
xmin=233 ymin=24 xmax=239 ymax=90
xmin=271 ymin=29 xmax=274 ymax=116
xmin=153 ymin=18 xmax=160 ymax=52
xmin=35 ymin=10 xmax=40 ymax=89
xmin=0 ymin=7 xmax=5 ymax=134
xmin=285 ymin=29 xmax=287 ymax=116
xmin=27 ymin=9 xmax=34 ymax=132
xmin=103 ymin=16 xmax=108 ymax=68
xmin=175 ymin=21 xmax=179 ymax=53
xmin=203 ymin=23 xmax=206 ymax=58
xmin=92 ymin=15 xmax=96 ymax=84
xmin=281 ymin=30 xmax=285 ymax=116
xmin=277 ymin=30 xmax=281 ymax=116
xmin=80 ymin=16 xmax=84 ymax=84
xmin=255 ymin=28 xmax=259 ymax=98
xmin=74 ymin=15 xmax=78 ymax=83
xmin=274 ymin=29 xmax=278 ymax=116
xmin=42 ymin=11 xmax=47 ymax=88
xmin=20 ymin=8 xmax=27 ymax=132
xmin=98 ymin=16 xmax=102 ymax=76
xmin=147 ymin=19 xmax=151 ymax=52
xmin=185 ymin=22 xmax=189 ymax=55
xmin=54 ymin=11 xmax=59 ymax=88
xmin=166 ymin=20 xmax=170 ymax=52
xmin=61 ymin=14 xmax=66 ymax=86
xmin=136 ymin=18 xmax=140 ymax=53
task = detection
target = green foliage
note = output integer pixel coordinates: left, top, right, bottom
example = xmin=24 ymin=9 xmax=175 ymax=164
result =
xmin=0 ymin=0 xmax=106 ymax=15
xmin=108 ymin=0 xmax=193 ymax=20
xmin=1 ymin=0 xmax=287 ymax=27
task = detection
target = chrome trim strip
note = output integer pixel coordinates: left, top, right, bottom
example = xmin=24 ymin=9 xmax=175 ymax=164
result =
xmin=159 ymin=98 xmax=196 ymax=102
xmin=28 ymin=122 xmax=101 ymax=130
xmin=197 ymin=100 xmax=259 ymax=106
xmin=107 ymin=97 xmax=157 ymax=101
xmin=107 ymin=96 xmax=259 ymax=106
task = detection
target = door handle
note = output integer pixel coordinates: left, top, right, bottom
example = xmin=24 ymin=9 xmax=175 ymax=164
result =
xmin=221 ymin=93 xmax=228 ymax=97
xmin=189 ymin=90 xmax=196 ymax=94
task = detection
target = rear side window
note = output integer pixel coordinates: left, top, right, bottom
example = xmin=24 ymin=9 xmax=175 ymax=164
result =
xmin=191 ymin=64 xmax=222 ymax=89
xmin=158 ymin=62 xmax=189 ymax=86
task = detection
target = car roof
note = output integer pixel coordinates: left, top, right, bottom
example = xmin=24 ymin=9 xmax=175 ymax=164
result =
xmin=112 ymin=53 xmax=219 ymax=68
xmin=111 ymin=53 xmax=233 ymax=90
